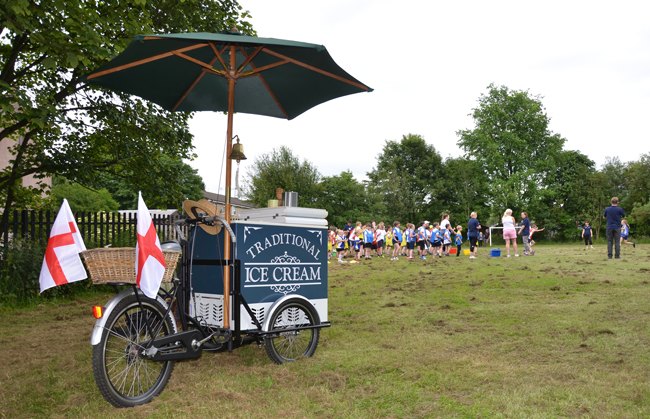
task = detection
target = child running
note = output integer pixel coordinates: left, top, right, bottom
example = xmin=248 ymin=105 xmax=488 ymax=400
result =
xmin=620 ymin=219 xmax=636 ymax=248
xmin=528 ymin=224 xmax=544 ymax=255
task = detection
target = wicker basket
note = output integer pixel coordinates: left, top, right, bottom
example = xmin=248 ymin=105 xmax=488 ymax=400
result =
xmin=81 ymin=247 xmax=181 ymax=285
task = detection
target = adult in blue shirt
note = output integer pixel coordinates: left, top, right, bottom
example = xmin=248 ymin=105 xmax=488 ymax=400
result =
xmin=604 ymin=197 xmax=625 ymax=259
xmin=467 ymin=211 xmax=482 ymax=259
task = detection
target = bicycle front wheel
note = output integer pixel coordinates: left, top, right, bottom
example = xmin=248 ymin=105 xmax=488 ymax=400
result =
xmin=92 ymin=293 xmax=176 ymax=407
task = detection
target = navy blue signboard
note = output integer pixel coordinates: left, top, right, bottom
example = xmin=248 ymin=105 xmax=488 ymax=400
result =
xmin=236 ymin=223 xmax=327 ymax=303
xmin=189 ymin=221 xmax=328 ymax=330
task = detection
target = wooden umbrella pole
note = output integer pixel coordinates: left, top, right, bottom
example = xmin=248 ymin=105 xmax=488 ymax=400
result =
xmin=223 ymin=45 xmax=236 ymax=330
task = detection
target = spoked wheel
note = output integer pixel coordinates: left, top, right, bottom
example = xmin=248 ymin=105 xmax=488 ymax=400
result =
xmin=92 ymin=293 xmax=176 ymax=407
xmin=264 ymin=298 xmax=320 ymax=364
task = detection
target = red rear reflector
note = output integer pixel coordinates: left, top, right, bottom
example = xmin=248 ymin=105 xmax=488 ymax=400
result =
xmin=92 ymin=306 xmax=104 ymax=319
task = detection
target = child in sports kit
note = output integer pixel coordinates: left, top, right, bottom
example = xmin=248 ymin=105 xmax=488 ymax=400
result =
xmin=416 ymin=221 xmax=429 ymax=260
xmin=335 ymin=229 xmax=348 ymax=263
xmin=442 ymin=224 xmax=453 ymax=256
xmin=581 ymin=221 xmax=593 ymax=250
xmin=362 ymin=223 xmax=375 ymax=260
xmin=528 ymin=224 xmax=544 ymax=255
xmin=620 ymin=219 xmax=635 ymax=248
xmin=405 ymin=223 xmax=416 ymax=260
xmin=429 ymin=222 xmax=442 ymax=257
xmin=375 ymin=222 xmax=386 ymax=257
xmin=348 ymin=226 xmax=360 ymax=261
xmin=401 ymin=226 xmax=408 ymax=256
xmin=385 ymin=227 xmax=393 ymax=254
xmin=391 ymin=221 xmax=402 ymax=261
xmin=328 ymin=226 xmax=336 ymax=259
xmin=454 ymin=225 xmax=463 ymax=257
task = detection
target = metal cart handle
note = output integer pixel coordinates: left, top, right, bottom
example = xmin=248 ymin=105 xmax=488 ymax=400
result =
xmin=203 ymin=215 xmax=236 ymax=243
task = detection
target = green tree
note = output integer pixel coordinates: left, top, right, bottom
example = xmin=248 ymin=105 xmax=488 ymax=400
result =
xmin=314 ymin=171 xmax=370 ymax=227
xmin=600 ymin=157 xmax=628 ymax=202
xmin=243 ymin=146 xmax=321 ymax=207
xmin=538 ymin=150 xmax=596 ymax=239
xmin=49 ymin=177 xmax=119 ymax=212
xmin=0 ymin=0 xmax=252 ymax=242
xmin=89 ymin=156 xmax=205 ymax=209
xmin=623 ymin=154 xmax=650 ymax=209
xmin=630 ymin=203 xmax=650 ymax=237
xmin=439 ymin=157 xmax=489 ymax=223
xmin=457 ymin=84 xmax=565 ymax=215
xmin=367 ymin=134 xmax=443 ymax=224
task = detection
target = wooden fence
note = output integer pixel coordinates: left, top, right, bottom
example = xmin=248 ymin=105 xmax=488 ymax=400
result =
xmin=4 ymin=210 xmax=184 ymax=248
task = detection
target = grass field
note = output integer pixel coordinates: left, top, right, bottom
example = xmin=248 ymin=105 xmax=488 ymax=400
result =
xmin=1 ymin=244 xmax=649 ymax=418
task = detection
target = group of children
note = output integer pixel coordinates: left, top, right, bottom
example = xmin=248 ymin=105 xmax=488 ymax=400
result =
xmin=329 ymin=217 xmax=467 ymax=263
xmin=580 ymin=219 xmax=636 ymax=250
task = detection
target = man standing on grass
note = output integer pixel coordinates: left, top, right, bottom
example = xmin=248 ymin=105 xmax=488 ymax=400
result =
xmin=604 ymin=197 xmax=625 ymax=259
xmin=467 ymin=212 xmax=482 ymax=259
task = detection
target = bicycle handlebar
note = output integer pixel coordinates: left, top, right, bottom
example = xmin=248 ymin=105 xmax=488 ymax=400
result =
xmin=174 ymin=216 xmax=237 ymax=243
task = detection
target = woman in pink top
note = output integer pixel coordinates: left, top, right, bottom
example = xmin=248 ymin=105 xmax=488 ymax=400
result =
xmin=502 ymin=209 xmax=519 ymax=257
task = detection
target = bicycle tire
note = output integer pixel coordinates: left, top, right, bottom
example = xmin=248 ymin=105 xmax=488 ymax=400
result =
xmin=264 ymin=298 xmax=320 ymax=364
xmin=92 ymin=293 xmax=176 ymax=407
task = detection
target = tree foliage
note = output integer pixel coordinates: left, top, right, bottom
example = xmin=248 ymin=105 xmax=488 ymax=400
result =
xmin=243 ymin=146 xmax=321 ymax=208
xmin=0 ymin=0 xmax=252 ymax=241
xmin=438 ymin=157 xmax=489 ymax=223
xmin=240 ymin=83 xmax=650 ymax=240
xmin=457 ymin=84 xmax=565 ymax=214
xmin=88 ymin=156 xmax=205 ymax=209
xmin=313 ymin=171 xmax=370 ymax=228
xmin=367 ymin=134 xmax=443 ymax=223
xmin=49 ymin=178 xmax=119 ymax=212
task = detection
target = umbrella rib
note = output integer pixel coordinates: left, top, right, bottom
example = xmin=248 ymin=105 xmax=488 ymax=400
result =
xmin=262 ymin=48 xmax=370 ymax=91
xmin=237 ymin=46 xmax=289 ymax=119
xmin=236 ymin=46 xmax=263 ymax=74
xmin=86 ymin=43 xmax=209 ymax=79
xmin=209 ymin=42 xmax=230 ymax=74
xmin=172 ymin=56 xmax=219 ymax=111
xmin=238 ymin=60 xmax=289 ymax=78
xmin=173 ymin=51 xmax=226 ymax=76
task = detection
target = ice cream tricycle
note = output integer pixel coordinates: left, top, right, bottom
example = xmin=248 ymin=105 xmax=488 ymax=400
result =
xmin=84 ymin=201 xmax=330 ymax=407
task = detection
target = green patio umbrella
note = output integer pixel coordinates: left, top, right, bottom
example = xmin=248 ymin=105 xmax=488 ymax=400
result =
xmin=85 ymin=31 xmax=372 ymax=327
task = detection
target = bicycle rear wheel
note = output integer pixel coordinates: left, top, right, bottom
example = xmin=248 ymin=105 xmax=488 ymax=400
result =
xmin=92 ymin=293 xmax=176 ymax=407
xmin=264 ymin=298 xmax=320 ymax=364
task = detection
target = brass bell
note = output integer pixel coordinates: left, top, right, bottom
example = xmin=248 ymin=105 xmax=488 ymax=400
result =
xmin=229 ymin=135 xmax=247 ymax=162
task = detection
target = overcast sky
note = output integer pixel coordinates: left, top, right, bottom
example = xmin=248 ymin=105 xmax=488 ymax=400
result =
xmin=189 ymin=0 xmax=650 ymax=194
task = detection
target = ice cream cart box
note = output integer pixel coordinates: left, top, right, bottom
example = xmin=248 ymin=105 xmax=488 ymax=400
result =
xmin=189 ymin=207 xmax=328 ymax=330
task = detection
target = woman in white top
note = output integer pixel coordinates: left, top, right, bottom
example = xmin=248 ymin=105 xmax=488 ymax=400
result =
xmin=502 ymin=209 xmax=519 ymax=257
xmin=440 ymin=213 xmax=451 ymax=232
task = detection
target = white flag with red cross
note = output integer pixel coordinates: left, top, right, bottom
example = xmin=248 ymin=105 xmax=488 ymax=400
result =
xmin=135 ymin=192 xmax=166 ymax=298
xmin=39 ymin=199 xmax=87 ymax=293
